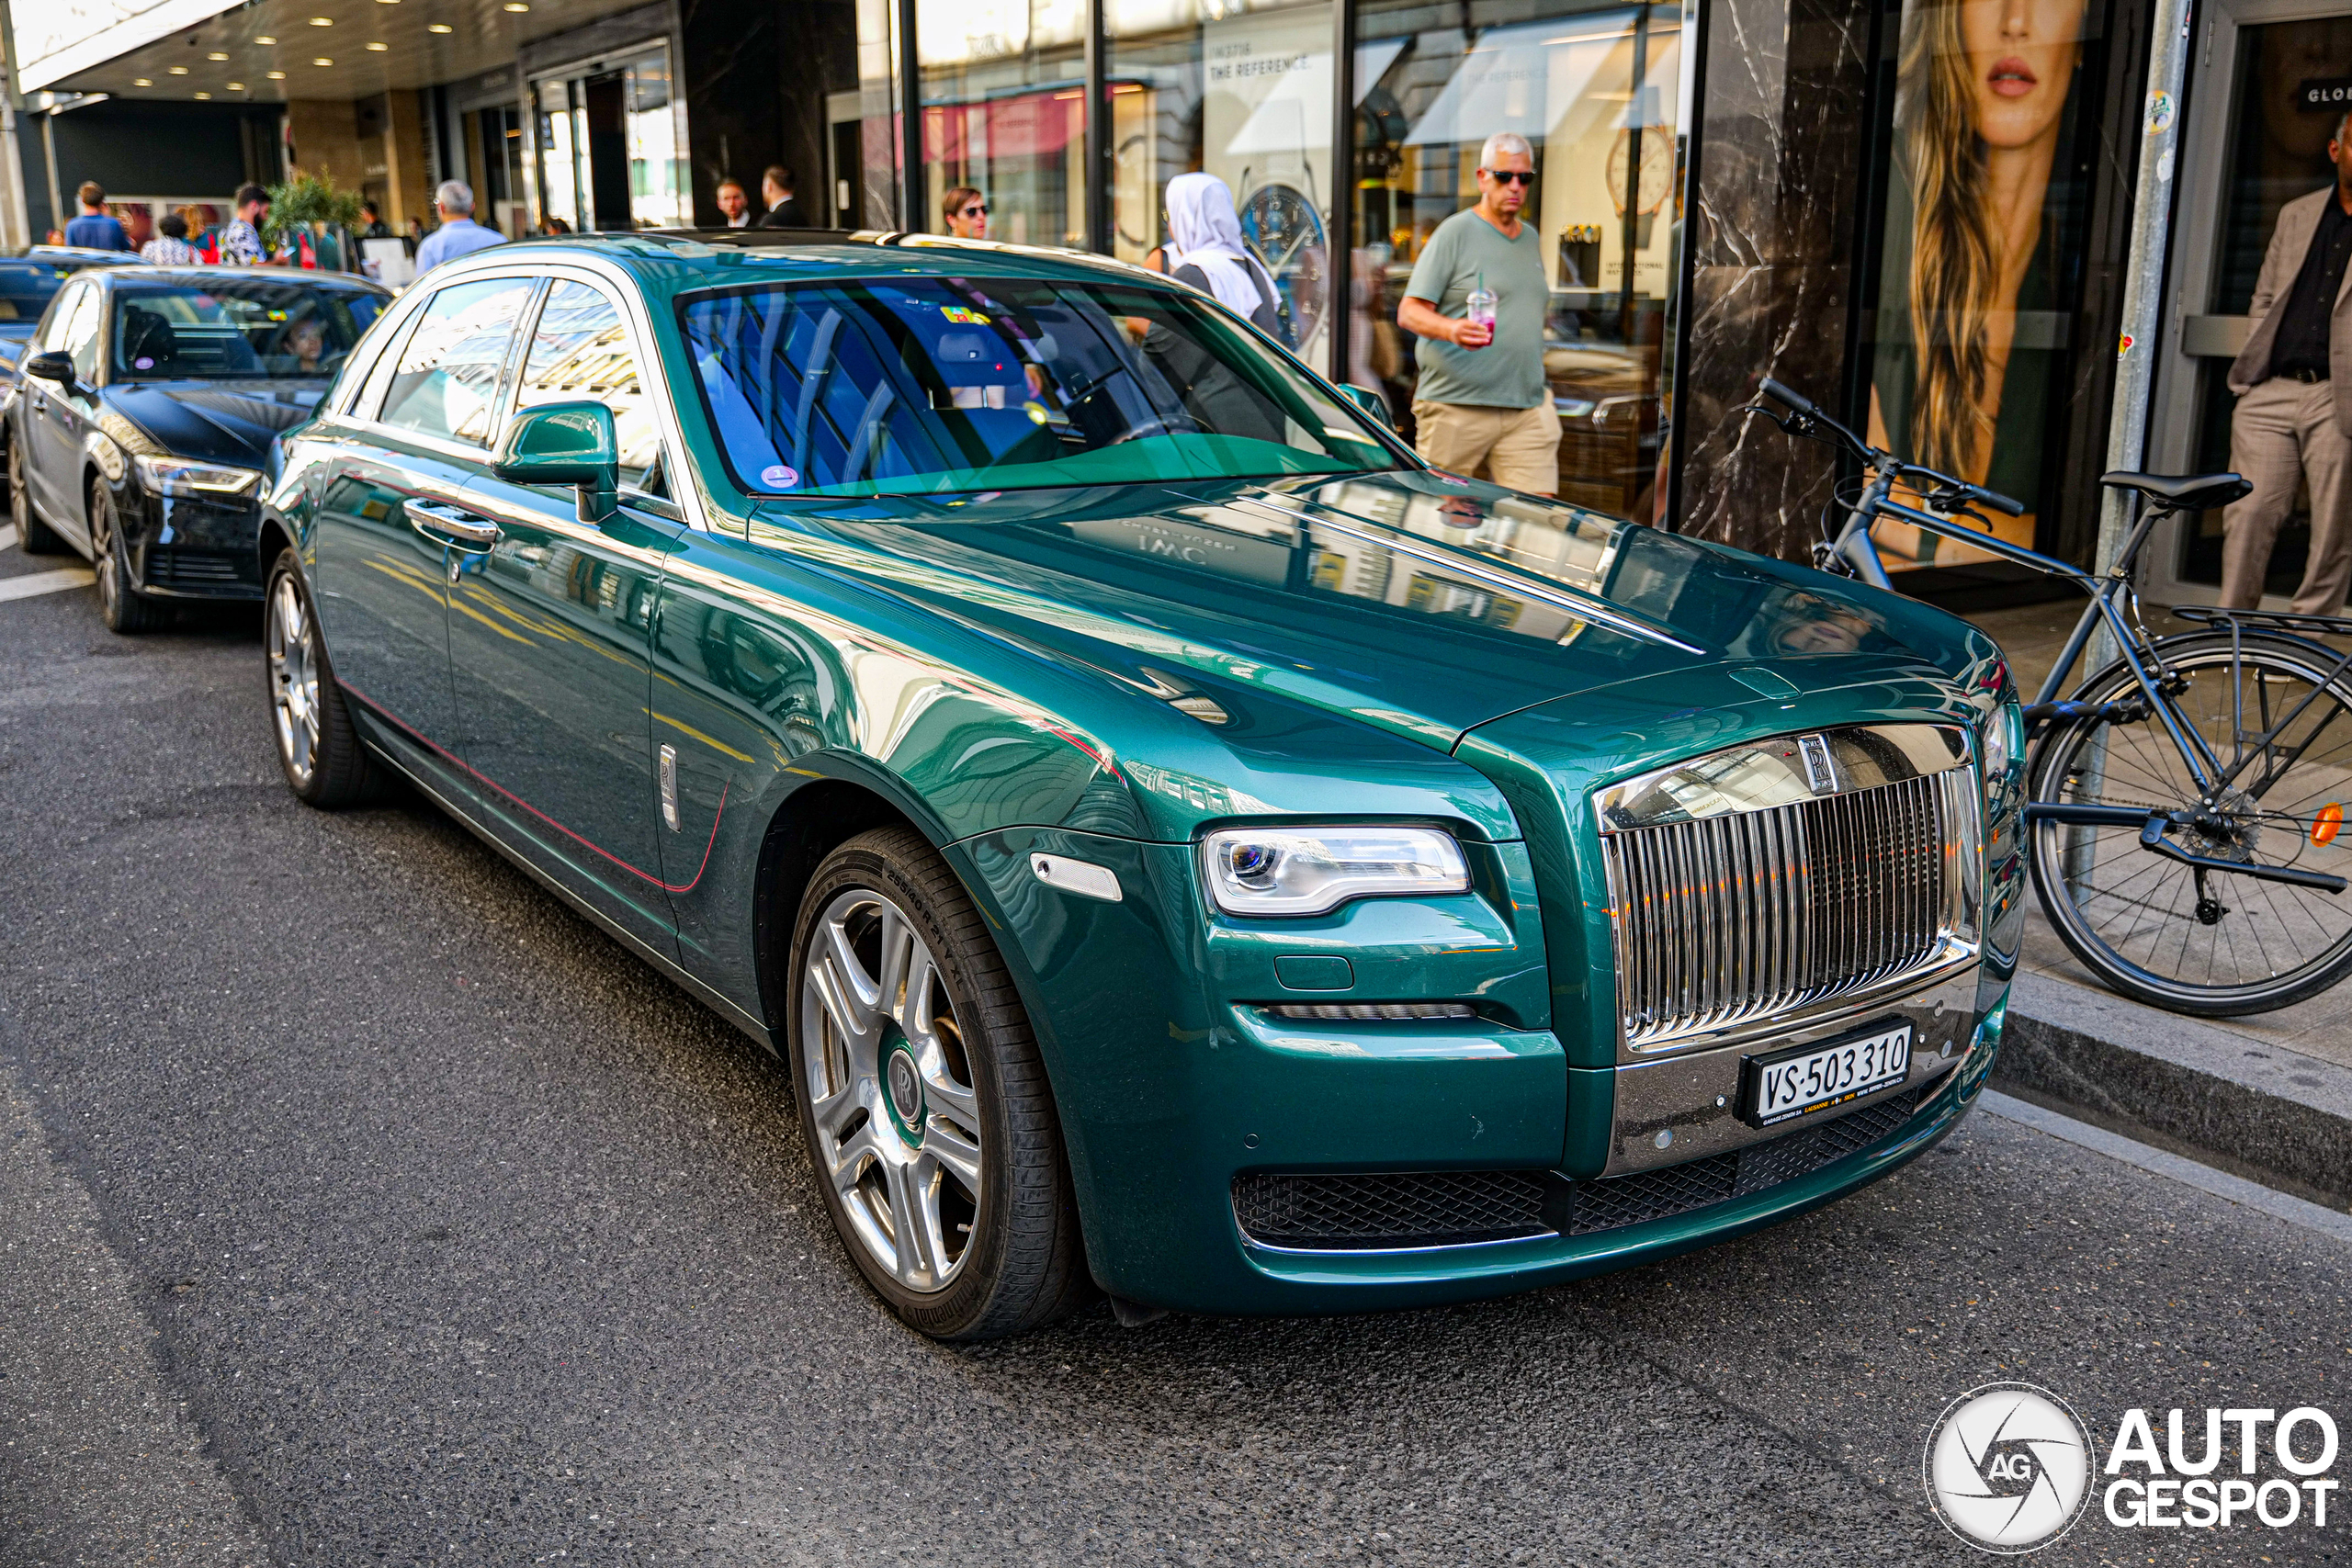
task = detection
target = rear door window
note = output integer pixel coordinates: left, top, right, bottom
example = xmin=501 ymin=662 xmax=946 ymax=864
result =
xmin=377 ymin=276 xmax=535 ymax=446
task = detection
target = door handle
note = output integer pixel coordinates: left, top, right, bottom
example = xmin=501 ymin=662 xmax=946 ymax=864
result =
xmin=403 ymin=496 xmax=501 ymax=547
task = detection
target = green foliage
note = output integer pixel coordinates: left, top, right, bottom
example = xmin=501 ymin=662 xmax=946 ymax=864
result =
xmin=263 ymin=171 xmax=365 ymax=250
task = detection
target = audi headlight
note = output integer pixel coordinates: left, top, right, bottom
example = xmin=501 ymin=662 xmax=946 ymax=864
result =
xmin=133 ymin=454 xmax=261 ymax=499
xmin=1200 ymin=826 xmax=1469 ymax=917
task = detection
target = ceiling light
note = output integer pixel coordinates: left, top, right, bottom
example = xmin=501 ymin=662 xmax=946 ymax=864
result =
xmin=227 ymin=81 xmax=244 ymax=89
xmin=132 ymin=76 xmax=153 ymax=85
xmin=168 ymin=64 xmax=189 ymax=73
xmin=427 ymin=22 xmax=452 ymax=30
xmin=503 ymin=3 xmax=529 ymax=11
xmin=367 ymin=40 xmax=387 ymax=50
xmin=266 ymin=69 xmax=287 ymax=77
xmin=194 ymin=91 xmax=211 ymax=98
xmin=255 ymin=33 xmax=277 ymax=42
xmin=207 ymin=51 xmax=229 ymax=60
xmin=312 ymin=57 xmax=334 ymax=65
xmin=309 ymin=16 xmax=334 ymax=25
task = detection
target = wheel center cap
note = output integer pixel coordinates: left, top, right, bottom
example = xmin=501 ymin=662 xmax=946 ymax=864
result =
xmin=881 ymin=1032 xmax=924 ymax=1145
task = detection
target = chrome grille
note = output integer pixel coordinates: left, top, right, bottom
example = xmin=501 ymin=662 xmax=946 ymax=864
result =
xmin=1600 ymin=736 xmax=1979 ymax=1053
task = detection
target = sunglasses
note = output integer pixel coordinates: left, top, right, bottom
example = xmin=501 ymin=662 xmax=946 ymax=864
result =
xmin=960 ymin=203 xmax=989 ymax=216
xmin=1481 ymin=168 xmax=1536 ymax=186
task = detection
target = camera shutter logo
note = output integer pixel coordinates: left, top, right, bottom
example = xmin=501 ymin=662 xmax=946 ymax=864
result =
xmin=1923 ymin=1382 xmax=2096 ymax=1552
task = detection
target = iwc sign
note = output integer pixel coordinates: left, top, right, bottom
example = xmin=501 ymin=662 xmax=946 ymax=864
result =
xmin=1923 ymin=1382 xmax=2097 ymax=1553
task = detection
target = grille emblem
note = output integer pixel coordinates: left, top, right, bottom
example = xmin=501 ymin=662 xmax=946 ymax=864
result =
xmin=1797 ymin=733 xmax=1839 ymax=795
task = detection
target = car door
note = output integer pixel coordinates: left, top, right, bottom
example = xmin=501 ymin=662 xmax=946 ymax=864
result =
xmin=24 ymin=281 xmax=102 ymax=537
xmin=445 ymin=275 xmax=684 ymax=954
xmin=311 ymin=273 xmax=537 ymax=761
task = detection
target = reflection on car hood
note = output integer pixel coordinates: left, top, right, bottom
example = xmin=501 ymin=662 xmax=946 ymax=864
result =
xmin=104 ymin=378 xmax=328 ymax=468
xmin=761 ymin=470 xmax=1989 ymax=751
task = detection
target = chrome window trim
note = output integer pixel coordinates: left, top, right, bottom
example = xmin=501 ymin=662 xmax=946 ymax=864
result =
xmin=332 ymin=254 xmax=719 ymax=536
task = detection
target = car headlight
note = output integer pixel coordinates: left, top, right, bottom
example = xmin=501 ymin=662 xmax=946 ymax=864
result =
xmin=1981 ymin=699 xmax=2023 ymax=789
xmin=1200 ymin=826 xmax=1469 ymax=917
xmin=132 ymin=454 xmax=261 ymax=499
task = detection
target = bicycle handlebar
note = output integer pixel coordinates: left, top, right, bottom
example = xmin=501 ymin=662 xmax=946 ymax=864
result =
xmin=1753 ymin=376 xmax=2025 ymax=517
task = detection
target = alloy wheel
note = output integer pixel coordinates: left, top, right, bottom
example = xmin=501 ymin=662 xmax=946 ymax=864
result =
xmin=798 ymin=887 xmax=984 ymax=1293
xmin=91 ymin=494 xmax=119 ymax=620
xmin=267 ymin=572 xmax=320 ymax=788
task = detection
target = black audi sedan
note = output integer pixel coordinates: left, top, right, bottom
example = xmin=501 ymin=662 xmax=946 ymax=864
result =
xmin=6 ymin=266 xmax=389 ymax=631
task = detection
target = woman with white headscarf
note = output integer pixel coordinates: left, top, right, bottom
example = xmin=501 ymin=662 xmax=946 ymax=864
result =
xmin=1152 ymin=172 xmax=1284 ymax=343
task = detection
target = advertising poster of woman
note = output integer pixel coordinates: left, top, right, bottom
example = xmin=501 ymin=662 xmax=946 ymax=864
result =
xmin=1869 ymin=0 xmax=2088 ymax=570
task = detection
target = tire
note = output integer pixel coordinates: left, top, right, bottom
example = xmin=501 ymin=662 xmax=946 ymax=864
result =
xmin=265 ymin=547 xmax=384 ymax=807
xmin=788 ymin=827 xmax=1090 ymax=1339
xmin=8 ymin=436 xmax=64 ymax=554
xmin=89 ymin=478 xmax=164 ymax=633
xmin=2025 ymin=629 xmax=2352 ymax=1015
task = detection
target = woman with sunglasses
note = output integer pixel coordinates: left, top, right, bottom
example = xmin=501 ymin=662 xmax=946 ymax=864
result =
xmin=1396 ymin=131 xmax=1560 ymax=497
xmin=944 ymin=186 xmax=989 ymax=240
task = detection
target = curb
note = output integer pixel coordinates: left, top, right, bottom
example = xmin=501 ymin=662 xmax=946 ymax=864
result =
xmin=1991 ymin=971 xmax=2352 ymax=1211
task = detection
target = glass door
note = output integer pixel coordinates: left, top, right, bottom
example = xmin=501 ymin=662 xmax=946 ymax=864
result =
xmin=2147 ymin=1 xmax=2352 ymax=604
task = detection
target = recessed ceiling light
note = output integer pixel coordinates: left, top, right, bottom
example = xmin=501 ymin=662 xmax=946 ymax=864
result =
xmin=132 ymin=76 xmax=153 ymax=85
xmin=255 ymin=33 xmax=277 ymax=42
xmin=366 ymin=40 xmax=388 ymax=50
xmin=309 ymin=16 xmax=334 ymax=24
xmin=312 ymin=56 xmax=334 ymax=65
xmin=427 ymin=22 xmax=451 ymax=30
xmin=266 ymin=69 xmax=287 ymax=77
xmin=168 ymin=64 xmax=189 ymax=73
xmin=194 ymin=91 xmax=211 ymax=98
xmin=207 ymin=51 xmax=229 ymax=60
xmin=227 ymin=81 xmax=244 ymax=89
xmin=503 ymin=3 xmax=528 ymax=11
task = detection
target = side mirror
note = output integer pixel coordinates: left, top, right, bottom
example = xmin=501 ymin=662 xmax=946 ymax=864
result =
xmin=1338 ymin=383 xmax=1394 ymax=432
xmin=24 ymin=351 xmax=74 ymax=387
xmin=492 ymin=400 xmax=619 ymax=522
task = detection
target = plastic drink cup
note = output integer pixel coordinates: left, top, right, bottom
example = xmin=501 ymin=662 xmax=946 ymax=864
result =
xmin=1464 ymin=276 xmax=1496 ymax=349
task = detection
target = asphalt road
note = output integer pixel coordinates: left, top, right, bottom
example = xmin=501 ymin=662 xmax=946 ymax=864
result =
xmin=5 ymin=542 xmax=2352 ymax=1566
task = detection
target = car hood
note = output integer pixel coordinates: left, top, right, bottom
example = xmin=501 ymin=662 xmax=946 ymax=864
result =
xmin=752 ymin=469 xmax=1994 ymax=756
xmin=101 ymin=378 xmax=329 ymax=468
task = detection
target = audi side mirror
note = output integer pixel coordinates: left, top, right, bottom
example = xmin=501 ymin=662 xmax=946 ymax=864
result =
xmin=492 ymin=400 xmax=619 ymax=523
xmin=24 ymin=351 xmax=74 ymax=386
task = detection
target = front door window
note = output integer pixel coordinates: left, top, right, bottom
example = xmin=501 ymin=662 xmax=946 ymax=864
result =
xmin=379 ymin=276 xmax=537 ymax=446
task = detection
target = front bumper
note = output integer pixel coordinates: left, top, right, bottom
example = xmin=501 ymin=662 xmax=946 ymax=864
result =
xmin=950 ymin=825 xmax=2011 ymax=1317
xmin=127 ymin=488 xmax=265 ymax=601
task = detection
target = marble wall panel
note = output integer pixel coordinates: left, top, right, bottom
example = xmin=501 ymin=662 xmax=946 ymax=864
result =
xmin=1675 ymin=0 xmax=1876 ymax=560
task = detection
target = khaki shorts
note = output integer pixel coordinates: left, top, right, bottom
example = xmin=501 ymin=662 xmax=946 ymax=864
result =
xmin=1411 ymin=399 xmax=1562 ymax=495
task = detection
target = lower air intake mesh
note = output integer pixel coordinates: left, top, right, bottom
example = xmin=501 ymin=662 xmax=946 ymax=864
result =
xmin=1233 ymin=1088 xmax=1927 ymax=1251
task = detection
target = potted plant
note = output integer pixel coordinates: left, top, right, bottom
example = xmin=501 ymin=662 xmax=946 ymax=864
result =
xmin=265 ymin=171 xmax=367 ymax=271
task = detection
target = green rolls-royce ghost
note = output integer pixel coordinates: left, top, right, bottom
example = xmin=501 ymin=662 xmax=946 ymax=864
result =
xmin=256 ymin=228 xmax=2024 ymax=1338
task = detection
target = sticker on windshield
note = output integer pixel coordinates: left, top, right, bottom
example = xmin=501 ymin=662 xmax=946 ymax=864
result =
xmin=761 ymin=464 xmax=799 ymax=490
xmin=940 ymin=306 xmax=990 ymax=324
xmin=134 ymin=356 xmax=154 ymax=370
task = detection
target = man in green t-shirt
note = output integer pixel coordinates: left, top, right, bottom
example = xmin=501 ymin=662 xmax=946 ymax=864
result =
xmin=1397 ymin=132 xmax=1559 ymax=495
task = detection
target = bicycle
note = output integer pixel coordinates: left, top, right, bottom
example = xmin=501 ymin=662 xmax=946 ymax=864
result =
xmin=1746 ymin=377 xmax=2352 ymax=1017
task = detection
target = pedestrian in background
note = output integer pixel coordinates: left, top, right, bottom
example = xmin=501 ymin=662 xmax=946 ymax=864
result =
xmin=140 ymin=212 xmax=201 ymax=265
xmin=1150 ymin=174 xmax=1280 ymax=339
xmin=716 ymin=179 xmax=752 ymax=227
xmin=358 ymin=200 xmax=392 ymax=240
xmin=943 ymin=186 xmax=989 ymax=240
xmin=1396 ymin=131 xmax=1558 ymax=497
xmin=218 ymin=184 xmax=279 ymax=265
xmin=757 ymin=166 xmax=806 ymax=229
xmin=64 ymin=182 xmax=133 ymax=252
xmin=2222 ymin=108 xmax=2352 ymax=615
xmin=414 ymin=181 xmax=505 ymax=275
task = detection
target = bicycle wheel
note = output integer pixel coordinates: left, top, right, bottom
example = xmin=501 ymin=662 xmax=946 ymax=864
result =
xmin=2026 ymin=629 xmax=2352 ymax=1015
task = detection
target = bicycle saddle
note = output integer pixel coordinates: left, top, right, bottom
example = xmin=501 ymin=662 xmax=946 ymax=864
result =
xmin=2098 ymin=469 xmax=2252 ymax=511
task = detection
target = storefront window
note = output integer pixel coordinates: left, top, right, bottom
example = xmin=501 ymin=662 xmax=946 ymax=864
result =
xmin=1350 ymin=0 xmax=1689 ymax=522
xmin=1105 ymin=0 xmax=1334 ymax=361
xmin=536 ymin=79 xmax=582 ymax=231
xmin=623 ymin=51 xmax=689 ymax=230
xmin=856 ymin=0 xmax=903 ymax=228
xmin=916 ymin=0 xmax=1091 ymax=244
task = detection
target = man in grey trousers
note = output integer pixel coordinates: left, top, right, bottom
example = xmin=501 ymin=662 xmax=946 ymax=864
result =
xmin=2224 ymin=111 xmax=2352 ymax=615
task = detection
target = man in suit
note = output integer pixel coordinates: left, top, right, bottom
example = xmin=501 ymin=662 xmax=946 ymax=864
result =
xmin=756 ymin=166 xmax=808 ymax=229
xmin=2224 ymin=112 xmax=2352 ymax=614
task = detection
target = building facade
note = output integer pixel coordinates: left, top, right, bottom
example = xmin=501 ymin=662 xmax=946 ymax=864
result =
xmin=9 ymin=0 xmax=2341 ymax=605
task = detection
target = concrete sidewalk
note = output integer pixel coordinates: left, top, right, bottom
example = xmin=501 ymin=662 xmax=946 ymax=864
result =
xmin=1971 ymin=599 xmax=2352 ymax=1208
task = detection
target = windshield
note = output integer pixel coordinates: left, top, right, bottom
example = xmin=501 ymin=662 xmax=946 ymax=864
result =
xmin=678 ymin=276 xmax=1398 ymax=497
xmin=110 ymin=282 xmax=384 ymax=380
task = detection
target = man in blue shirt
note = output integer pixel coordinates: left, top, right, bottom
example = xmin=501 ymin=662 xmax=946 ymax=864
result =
xmin=413 ymin=181 xmax=507 ymax=275
xmin=62 ymin=182 xmax=133 ymax=252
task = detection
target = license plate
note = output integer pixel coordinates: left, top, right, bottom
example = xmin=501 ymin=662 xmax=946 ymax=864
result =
xmin=1740 ymin=1021 xmax=1913 ymax=1129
